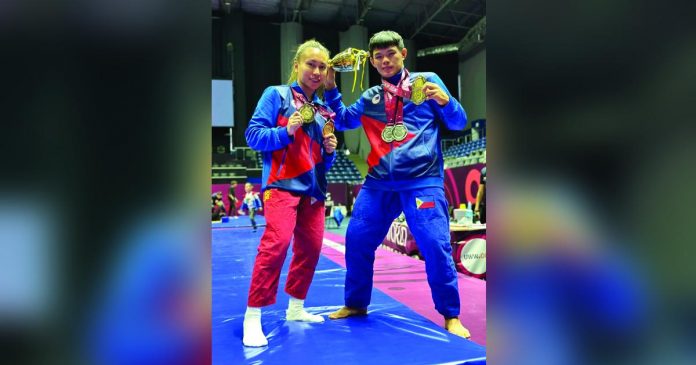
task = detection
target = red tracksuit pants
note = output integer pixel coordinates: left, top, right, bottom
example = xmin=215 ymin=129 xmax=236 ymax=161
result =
xmin=247 ymin=189 xmax=325 ymax=307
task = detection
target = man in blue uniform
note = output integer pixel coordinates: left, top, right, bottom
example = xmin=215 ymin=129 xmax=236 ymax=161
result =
xmin=323 ymin=30 xmax=471 ymax=338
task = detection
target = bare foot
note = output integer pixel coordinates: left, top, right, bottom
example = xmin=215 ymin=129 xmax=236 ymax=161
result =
xmin=445 ymin=317 xmax=471 ymax=339
xmin=328 ymin=306 xmax=367 ymax=319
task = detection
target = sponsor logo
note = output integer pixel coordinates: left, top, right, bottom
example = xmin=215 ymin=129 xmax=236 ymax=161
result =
xmin=460 ymin=238 xmax=486 ymax=275
xmin=386 ymin=223 xmax=409 ymax=247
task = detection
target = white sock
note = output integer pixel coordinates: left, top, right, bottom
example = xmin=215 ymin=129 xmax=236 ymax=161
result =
xmin=243 ymin=307 xmax=268 ymax=347
xmin=286 ymin=297 xmax=324 ymax=323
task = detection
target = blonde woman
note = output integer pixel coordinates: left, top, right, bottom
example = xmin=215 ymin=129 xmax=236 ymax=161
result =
xmin=242 ymin=39 xmax=338 ymax=347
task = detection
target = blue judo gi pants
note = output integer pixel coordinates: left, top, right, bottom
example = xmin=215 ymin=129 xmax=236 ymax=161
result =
xmin=344 ymin=186 xmax=461 ymax=318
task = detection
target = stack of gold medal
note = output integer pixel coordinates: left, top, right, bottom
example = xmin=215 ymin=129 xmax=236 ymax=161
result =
xmin=381 ymin=75 xmax=427 ymax=143
xmin=298 ymin=102 xmax=334 ymax=137
xmin=381 ymin=123 xmax=410 ymax=142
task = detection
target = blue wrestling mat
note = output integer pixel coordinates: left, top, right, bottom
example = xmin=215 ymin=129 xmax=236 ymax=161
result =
xmin=212 ymin=228 xmax=486 ymax=365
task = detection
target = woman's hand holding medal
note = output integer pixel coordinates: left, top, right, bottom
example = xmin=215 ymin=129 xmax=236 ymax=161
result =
xmin=323 ymin=133 xmax=337 ymax=154
xmin=287 ymin=111 xmax=303 ymax=136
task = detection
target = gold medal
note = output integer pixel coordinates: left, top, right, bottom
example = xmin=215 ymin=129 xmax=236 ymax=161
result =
xmin=410 ymin=75 xmax=427 ymax=105
xmin=298 ymin=103 xmax=315 ymax=124
xmin=381 ymin=125 xmax=394 ymax=143
xmin=322 ymin=120 xmax=335 ymax=137
xmin=392 ymin=124 xmax=408 ymax=141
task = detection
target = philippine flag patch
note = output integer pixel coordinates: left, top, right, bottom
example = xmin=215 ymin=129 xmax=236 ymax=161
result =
xmin=415 ymin=196 xmax=435 ymax=209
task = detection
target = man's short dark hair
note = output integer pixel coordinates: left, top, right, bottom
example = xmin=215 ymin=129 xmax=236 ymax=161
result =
xmin=368 ymin=30 xmax=405 ymax=56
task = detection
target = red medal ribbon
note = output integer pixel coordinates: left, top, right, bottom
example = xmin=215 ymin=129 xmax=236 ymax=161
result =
xmin=381 ymin=69 xmax=412 ymax=128
xmin=291 ymin=88 xmax=335 ymax=122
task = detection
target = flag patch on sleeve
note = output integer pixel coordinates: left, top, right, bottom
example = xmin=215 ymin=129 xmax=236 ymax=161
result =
xmin=416 ymin=196 xmax=435 ymax=209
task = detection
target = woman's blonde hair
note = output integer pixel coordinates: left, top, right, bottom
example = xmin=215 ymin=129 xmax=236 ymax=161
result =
xmin=286 ymin=39 xmax=331 ymax=97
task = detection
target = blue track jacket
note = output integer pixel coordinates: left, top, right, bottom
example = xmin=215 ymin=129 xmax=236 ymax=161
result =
xmin=245 ymin=82 xmax=336 ymax=201
xmin=324 ymin=70 xmax=467 ymax=191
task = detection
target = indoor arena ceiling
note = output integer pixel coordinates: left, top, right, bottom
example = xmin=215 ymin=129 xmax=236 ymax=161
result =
xmin=212 ymin=0 xmax=486 ymax=51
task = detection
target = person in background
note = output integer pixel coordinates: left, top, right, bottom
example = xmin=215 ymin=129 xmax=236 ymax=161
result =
xmin=238 ymin=183 xmax=262 ymax=232
xmin=227 ymin=180 xmax=239 ymax=218
xmin=211 ymin=192 xmax=226 ymax=221
xmin=474 ymin=167 xmax=486 ymax=224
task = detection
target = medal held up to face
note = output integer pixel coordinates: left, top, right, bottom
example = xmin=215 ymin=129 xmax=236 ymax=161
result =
xmin=410 ymin=75 xmax=427 ymax=105
xmin=298 ymin=103 xmax=316 ymax=124
xmin=329 ymin=47 xmax=369 ymax=92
